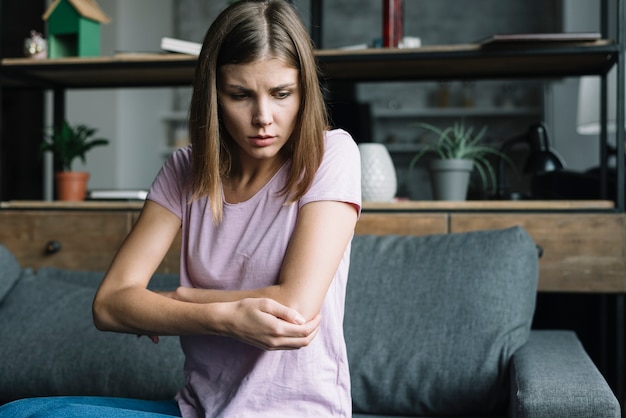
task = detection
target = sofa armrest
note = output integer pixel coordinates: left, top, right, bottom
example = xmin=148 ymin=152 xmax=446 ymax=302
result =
xmin=509 ymin=330 xmax=620 ymax=418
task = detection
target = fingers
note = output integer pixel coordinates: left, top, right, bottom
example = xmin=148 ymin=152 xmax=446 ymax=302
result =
xmin=230 ymin=298 xmax=322 ymax=351
xmin=264 ymin=325 xmax=320 ymax=351
xmin=263 ymin=310 xmax=322 ymax=350
xmin=261 ymin=298 xmax=307 ymax=325
xmin=137 ymin=334 xmax=160 ymax=344
xmin=254 ymin=321 xmax=320 ymax=351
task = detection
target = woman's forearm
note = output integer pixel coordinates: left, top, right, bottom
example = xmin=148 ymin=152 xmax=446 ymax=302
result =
xmin=93 ymin=285 xmax=319 ymax=350
xmin=93 ymin=285 xmax=230 ymax=337
xmin=170 ymin=285 xmax=286 ymax=308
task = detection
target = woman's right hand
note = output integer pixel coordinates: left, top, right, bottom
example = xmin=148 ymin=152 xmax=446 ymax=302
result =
xmin=224 ymin=298 xmax=321 ymax=351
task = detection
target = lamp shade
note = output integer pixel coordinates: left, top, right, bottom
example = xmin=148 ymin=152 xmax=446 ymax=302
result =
xmin=496 ymin=123 xmax=564 ymax=199
xmin=577 ymin=67 xmax=618 ymax=135
xmin=523 ymin=123 xmax=565 ymax=173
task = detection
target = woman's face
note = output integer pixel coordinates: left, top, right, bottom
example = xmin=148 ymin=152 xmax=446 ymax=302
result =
xmin=218 ymin=58 xmax=301 ymax=166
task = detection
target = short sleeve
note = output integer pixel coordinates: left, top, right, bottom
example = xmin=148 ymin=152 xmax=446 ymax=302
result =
xmin=299 ymin=129 xmax=362 ymax=215
xmin=146 ymin=145 xmax=192 ymax=219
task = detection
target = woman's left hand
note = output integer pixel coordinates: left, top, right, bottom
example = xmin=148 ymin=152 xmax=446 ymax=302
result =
xmin=223 ymin=297 xmax=322 ymax=351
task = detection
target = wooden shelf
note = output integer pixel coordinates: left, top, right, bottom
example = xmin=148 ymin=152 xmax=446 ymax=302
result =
xmin=1 ymin=199 xmax=615 ymax=212
xmin=0 ymin=200 xmax=145 ymax=210
xmin=317 ymin=40 xmax=617 ymax=81
xmin=0 ymin=40 xmax=617 ymax=88
xmin=0 ymin=53 xmax=198 ymax=88
xmin=362 ymin=200 xmax=615 ymax=211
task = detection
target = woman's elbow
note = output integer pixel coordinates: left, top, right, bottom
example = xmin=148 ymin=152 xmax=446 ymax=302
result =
xmin=284 ymin=299 xmax=322 ymax=323
xmin=91 ymin=292 xmax=116 ymax=332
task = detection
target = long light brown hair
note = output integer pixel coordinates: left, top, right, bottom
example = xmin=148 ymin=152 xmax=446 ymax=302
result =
xmin=188 ymin=0 xmax=328 ymax=223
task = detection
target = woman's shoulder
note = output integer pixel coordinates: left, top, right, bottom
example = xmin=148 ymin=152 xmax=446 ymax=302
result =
xmin=169 ymin=144 xmax=193 ymax=164
xmin=299 ymin=128 xmax=361 ymax=208
xmin=151 ymin=145 xmax=193 ymax=192
xmin=315 ymin=128 xmax=360 ymax=171
xmin=162 ymin=145 xmax=193 ymax=174
xmin=323 ymin=128 xmax=359 ymax=154
xmin=324 ymin=128 xmax=354 ymax=142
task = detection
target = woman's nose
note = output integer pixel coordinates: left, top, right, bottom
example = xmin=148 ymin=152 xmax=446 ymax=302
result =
xmin=253 ymin=100 xmax=272 ymax=126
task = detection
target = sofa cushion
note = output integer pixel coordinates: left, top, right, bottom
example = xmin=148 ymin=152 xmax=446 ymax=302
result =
xmin=0 ymin=269 xmax=184 ymax=404
xmin=344 ymin=226 xmax=538 ymax=416
xmin=35 ymin=266 xmax=179 ymax=291
xmin=0 ymin=245 xmax=23 ymax=304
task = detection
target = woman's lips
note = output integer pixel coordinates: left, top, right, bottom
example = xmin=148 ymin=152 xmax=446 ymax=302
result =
xmin=250 ymin=136 xmax=276 ymax=147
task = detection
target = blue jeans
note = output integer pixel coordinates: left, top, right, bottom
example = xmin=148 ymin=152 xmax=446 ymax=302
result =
xmin=0 ymin=397 xmax=181 ymax=418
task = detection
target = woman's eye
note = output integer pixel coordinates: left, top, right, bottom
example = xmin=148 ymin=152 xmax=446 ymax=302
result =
xmin=275 ymin=91 xmax=291 ymax=99
xmin=231 ymin=93 xmax=248 ymax=100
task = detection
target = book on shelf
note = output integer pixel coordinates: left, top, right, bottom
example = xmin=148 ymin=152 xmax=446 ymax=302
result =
xmin=160 ymin=37 xmax=201 ymax=55
xmin=88 ymin=189 xmax=148 ymax=201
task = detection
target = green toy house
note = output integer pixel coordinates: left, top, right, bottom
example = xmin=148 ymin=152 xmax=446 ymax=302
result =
xmin=43 ymin=0 xmax=110 ymax=58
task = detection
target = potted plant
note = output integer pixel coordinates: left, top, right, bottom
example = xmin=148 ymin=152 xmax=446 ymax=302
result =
xmin=41 ymin=120 xmax=109 ymax=201
xmin=408 ymin=121 xmax=507 ymax=201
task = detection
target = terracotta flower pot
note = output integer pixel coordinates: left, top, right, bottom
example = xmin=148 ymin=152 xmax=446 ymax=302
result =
xmin=55 ymin=171 xmax=90 ymax=201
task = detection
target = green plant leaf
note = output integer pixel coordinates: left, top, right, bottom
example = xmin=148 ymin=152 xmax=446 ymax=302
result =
xmin=41 ymin=120 xmax=109 ymax=171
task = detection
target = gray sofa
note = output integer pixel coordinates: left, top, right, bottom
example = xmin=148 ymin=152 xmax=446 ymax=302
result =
xmin=0 ymin=226 xmax=620 ymax=417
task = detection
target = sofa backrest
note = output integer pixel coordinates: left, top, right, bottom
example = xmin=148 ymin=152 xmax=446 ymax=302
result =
xmin=0 ymin=263 xmax=184 ymax=404
xmin=0 ymin=244 xmax=23 ymax=304
xmin=344 ymin=226 xmax=538 ymax=416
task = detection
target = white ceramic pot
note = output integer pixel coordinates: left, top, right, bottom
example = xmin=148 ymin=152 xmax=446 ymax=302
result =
xmin=358 ymin=143 xmax=397 ymax=202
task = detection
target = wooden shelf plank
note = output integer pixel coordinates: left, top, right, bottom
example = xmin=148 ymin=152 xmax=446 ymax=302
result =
xmin=0 ymin=53 xmax=197 ymax=88
xmin=0 ymin=40 xmax=617 ymax=88
xmin=362 ymin=200 xmax=615 ymax=211
xmin=317 ymin=40 xmax=617 ymax=81
xmin=0 ymin=200 xmax=145 ymax=210
xmin=1 ymin=200 xmax=615 ymax=211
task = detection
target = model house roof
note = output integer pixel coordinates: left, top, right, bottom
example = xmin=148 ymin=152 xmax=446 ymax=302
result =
xmin=43 ymin=0 xmax=111 ymax=24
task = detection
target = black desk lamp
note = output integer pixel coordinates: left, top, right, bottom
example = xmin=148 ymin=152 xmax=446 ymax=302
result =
xmin=496 ymin=123 xmax=565 ymax=199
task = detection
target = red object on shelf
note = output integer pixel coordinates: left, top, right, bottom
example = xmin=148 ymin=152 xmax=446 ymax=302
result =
xmin=383 ymin=0 xmax=404 ymax=47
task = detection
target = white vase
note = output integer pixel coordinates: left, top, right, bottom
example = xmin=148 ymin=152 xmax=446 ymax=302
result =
xmin=358 ymin=143 xmax=397 ymax=202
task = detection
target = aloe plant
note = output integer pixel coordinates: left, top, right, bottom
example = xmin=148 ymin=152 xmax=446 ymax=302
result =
xmin=408 ymin=121 xmax=509 ymax=194
xmin=41 ymin=121 xmax=109 ymax=171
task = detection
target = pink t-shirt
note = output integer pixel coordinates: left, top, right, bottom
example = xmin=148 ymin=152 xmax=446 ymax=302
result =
xmin=147 ymin=129 xmax=361 ymax=418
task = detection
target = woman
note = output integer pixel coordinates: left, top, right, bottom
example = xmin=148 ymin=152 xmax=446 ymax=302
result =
xmin=0 ymin=0 xmax=360 ymax=416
